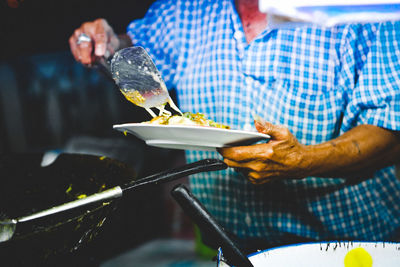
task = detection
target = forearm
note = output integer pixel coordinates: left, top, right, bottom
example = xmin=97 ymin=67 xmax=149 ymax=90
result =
xmin=305 ymin=125 xmax=400 ymax=178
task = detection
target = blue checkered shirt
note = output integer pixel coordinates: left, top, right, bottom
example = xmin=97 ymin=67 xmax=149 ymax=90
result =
xmin=127 ymin=0 xmax=400 ymax=245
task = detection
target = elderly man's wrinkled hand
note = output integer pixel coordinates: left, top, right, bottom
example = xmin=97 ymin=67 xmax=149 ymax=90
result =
xmin=218 ymin=119 xmax=312 ymax=184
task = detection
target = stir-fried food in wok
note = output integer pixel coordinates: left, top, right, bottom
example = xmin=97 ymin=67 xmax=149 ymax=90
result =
xmin=143 ymin=112 xmax=230 ymax=129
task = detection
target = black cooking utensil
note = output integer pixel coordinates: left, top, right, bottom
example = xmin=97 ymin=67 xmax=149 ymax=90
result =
xmin=171 ymin=184 xmax=254 ymax=267
xmin=0 ymin=158 xmax=227 ymax=242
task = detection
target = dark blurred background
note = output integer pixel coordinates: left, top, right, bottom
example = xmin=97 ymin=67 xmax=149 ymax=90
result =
xmin=0 ymin=0 xmax=156 ymax=152
xmin=0 ymin=0 xmax=153 ymax=59
xmin=0 ymin=1 xmax=204 ymax=266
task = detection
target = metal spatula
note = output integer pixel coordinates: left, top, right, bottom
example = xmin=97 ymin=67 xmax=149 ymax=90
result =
xmin=110 ymin=46 xmax=180 ymax=116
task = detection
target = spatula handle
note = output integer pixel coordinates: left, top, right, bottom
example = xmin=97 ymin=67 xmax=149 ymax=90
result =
xmin=17 ymin=186 xmax=123 ymax=223
xmin=94 ymin=55 xmax=113 ymax=81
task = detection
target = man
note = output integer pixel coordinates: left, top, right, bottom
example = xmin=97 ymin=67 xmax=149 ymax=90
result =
xmin=70 ymin=0 xmax=400 ymax=251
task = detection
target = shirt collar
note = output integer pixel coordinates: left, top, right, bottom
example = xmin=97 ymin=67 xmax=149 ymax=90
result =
xmin=228 ymin=0 xmax=275 ymax=46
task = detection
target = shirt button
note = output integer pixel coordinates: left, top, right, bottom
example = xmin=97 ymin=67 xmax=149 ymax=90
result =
xmin=245 ymin=76 xmax=252 ymax=84
xmin=234 ymin=31 xmax=243 ymax=40
xmin=245 ymin=215 xmax=252 ymax=226
xmin=243 ymin=123 xmax=252 ymax=131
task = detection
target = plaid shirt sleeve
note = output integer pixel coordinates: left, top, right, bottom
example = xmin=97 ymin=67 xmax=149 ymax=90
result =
xmin=126 ymin=0 xmax=179 ymax=90
xmin=343 ymin=21 xmax=400 ymax=132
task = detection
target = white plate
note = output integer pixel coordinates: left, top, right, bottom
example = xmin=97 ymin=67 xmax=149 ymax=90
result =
xmin=113 ymin=123 xmax=270 ymax=151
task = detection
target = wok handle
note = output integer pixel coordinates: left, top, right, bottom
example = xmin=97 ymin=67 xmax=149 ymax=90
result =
xmin=171 ymin=184 xmax=254 ymax=267
xmin=123 ymin=159 xmax=227 ymax=191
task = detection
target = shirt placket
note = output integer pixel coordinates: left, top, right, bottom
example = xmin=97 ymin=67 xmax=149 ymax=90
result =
xmin=230 ymin=6 xmax=253 ymax=131
xmin=229 ymin=1 xmax=257 ymax=232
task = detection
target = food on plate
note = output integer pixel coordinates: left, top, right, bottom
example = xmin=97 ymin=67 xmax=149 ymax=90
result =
xmin=143 ymin=112 xmax=230 ymax=129
xmin=121 ymin=88 xmax=183 ymax=118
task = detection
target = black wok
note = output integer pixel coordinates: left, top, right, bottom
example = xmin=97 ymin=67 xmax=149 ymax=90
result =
xmin=0 ymin=153 xmax=226 ymax=266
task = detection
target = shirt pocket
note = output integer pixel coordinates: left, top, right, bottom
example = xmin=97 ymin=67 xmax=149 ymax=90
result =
xmin=275 ymin=72 xmax=336 ymax=99
xmin=253 ymin=78 xmax=342 ymax=144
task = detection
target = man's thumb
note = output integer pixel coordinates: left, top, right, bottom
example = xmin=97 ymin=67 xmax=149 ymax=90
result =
xmin=254 ymin=118 xmax=289 ymax=140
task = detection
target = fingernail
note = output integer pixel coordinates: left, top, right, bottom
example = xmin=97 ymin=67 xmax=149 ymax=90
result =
xmin=95 ymin=44 xmax=106 ymax=56
xmin=252 ymin=113 xmax=263 ymax=123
